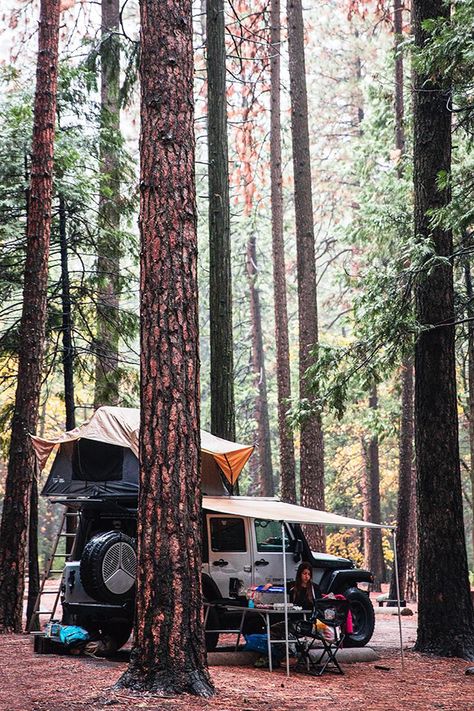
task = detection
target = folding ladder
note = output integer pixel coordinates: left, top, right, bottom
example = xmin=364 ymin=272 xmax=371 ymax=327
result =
xmin=27 ymin=507 xmax=80 ymax=633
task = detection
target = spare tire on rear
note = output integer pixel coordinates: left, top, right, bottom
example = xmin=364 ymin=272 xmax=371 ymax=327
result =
xmin=80 ymin=531 xmax=137 ymax=604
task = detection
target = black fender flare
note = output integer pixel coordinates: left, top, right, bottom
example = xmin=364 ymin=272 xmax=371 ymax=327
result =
xmin=323 ymin=568 xmax=373 ymax=594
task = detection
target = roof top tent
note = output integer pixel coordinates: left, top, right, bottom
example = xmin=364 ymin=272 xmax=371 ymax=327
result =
xmin=32 ymin=406 xmax=254 ymax=499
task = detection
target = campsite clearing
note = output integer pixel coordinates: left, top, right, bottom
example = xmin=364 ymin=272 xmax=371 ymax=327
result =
xmin=0 ymin=612 xmax=471 ymax=711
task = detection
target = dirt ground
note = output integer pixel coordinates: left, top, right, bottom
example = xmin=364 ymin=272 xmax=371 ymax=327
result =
xmin=0 ymin=609 xmax=472 ymax=711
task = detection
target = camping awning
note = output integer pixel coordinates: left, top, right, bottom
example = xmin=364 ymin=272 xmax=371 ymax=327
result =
xmin=31 ymin=406 xmax=253 ymax=487
xmin=202 ymin=496 xmax=390 ymax=529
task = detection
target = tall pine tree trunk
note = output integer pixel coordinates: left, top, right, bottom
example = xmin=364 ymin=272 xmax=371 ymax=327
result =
xmin=116 ymin=0 xmax=214 ymax=695
xmin=207 ymin=0 xmax=235 ymax=442
xmin=413 ymin=0 xmax=474 ymax=658
xmin=94 ymin=0 xmax=121 ymax=407
xmin=465 ymin=256 xmax=474 ymax=566
xmin=270 ymin=0 xmax=296 ymax=503
xmin=26 ymin=471 xmax=40 ymax=631
xmin=287 ymin=0 xmax=324 ymax=547
xmin=246 ymin=234 xmax=274 ymax=496
xmin=388 ymin=0 xmax=416 ymax=604
xmin=59 ymin=194 xmax=77 ymax=552
xmin=59 ymin=195 xmax=75 ymax=431
xmin=0 ymin=0 xmax=60 ymax=632
xmin=361 ymin=389 xmax=385 ymax=591
xmin=389 ymin=359 xmax=415 ymax=602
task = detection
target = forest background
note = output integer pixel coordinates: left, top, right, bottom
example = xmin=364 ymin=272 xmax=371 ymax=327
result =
xmin=0 ymin=0 xmax=472 ymax=589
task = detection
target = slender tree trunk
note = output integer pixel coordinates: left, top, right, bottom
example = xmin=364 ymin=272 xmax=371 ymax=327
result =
xmin=116 ymin=0 xmax=214 ymax=695
xmin=465 ymin=257 xmax=474 ymax=567
xmin=389 ymin=359 xmax=415 ymax=602
xmin=26 ymin=470 xmax=40 ymax=631
xmin=94 ymin=0 xmax=121 ymax=408
xmin=360 ymin=438 xmax=371 ymax=562
xmin=388 ymin=0 xmax=416 ymax=603
xmin=405 ymin=471 xmax=418 ymax=602
xmin=270 ymin=0 xmax=296 ymax=503
xmin=59 ymin=195 xmax=75 ymax=431
xmin=413 ymin=0 xmax=474 ymax=658
xmin=366 ymin=386 xmax=385 ymax=589
xmin=207 ymin=0 xmax=235 ymax=443
xmin=246 ymin=234 xmax=274 ymax=496
xmin=0 ymin=0 xmax=59 ymax=633
xmin=59 ymin=194 xmax=77 ymax=552
xmin=287 ymin=0 xmax=324 ymax=548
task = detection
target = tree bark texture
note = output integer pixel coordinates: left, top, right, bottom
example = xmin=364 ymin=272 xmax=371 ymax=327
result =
xmin=270 ymin=0 xmax=296 ymax=504
xmin=0 ymin=0 xmax=59 ymax=633
xmin=246 ymin=234 xmax=274 ymax=496
xmin=413 ymin=0 xmax=474 ymax=658
xmin=465 ymin=258 xmax=474 ymax=567
xmin=287 ymin=0 xmax=325 ymax=548
xmin=59 ymin=195 xmax=76 ymax=432
xmin=207 ymin=0 xmax=235 ymax=442
xmin=94 ymin=0 xmax=121 ymax=408
xmin=365 ymin=386 xmax=385 ymax=590
xmin=26 ymin=471 xmax=40 ymax=631
xmin=59 ymin=195 xmax=77 ymax=551
xmin=389 ymin=358 xmax=415 ymax=603
xmin=115 ymin=0 xmax=214 ymax=695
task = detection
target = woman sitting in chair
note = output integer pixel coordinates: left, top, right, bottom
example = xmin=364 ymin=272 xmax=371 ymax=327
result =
xmin=288 ymin=561 xmax=323 ymax=610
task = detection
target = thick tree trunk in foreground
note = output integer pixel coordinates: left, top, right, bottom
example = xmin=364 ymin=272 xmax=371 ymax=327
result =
xmin=413 ymin=0 xmax=474 ymax=658
xmin=94 ymin=0 xmax=121 ymax=408
xmin=0 ymin=0 xmax=59 ymax=633
xmin=287 ymin=0 xmax=324 ymax=547
xmin=270 ymin=0 xmax=296 ymax=503
xmin=115 ymin=0 xmax=213 ymax=695
xmin=246 ymin=234 xmax=274 ymax=496
xmin=207 ymin=0 xmax=235 ymax=443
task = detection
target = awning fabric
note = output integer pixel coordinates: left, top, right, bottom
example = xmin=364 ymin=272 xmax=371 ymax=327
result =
xmin=31 ymin=406 xmax=254 ymax=487
xmin=202 ymin=496 xmax=390 ymax=529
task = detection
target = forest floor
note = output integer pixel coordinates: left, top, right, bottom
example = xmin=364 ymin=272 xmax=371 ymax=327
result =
xmin=0 ymin=592 xmax=472 ymax=711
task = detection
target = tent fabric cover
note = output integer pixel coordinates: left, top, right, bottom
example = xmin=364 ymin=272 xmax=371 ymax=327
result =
xmin=202 ymin=496 xmax=389 ymax=529
xmin=31 ymin=406 xmax=253 ymax=488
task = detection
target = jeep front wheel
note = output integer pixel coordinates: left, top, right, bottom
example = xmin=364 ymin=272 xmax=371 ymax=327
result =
xmin=343 ymin=587 xmax=375 ymax=647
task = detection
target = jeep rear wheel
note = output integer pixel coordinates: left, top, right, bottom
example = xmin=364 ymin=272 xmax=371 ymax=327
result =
xmin=343 ymin=587 xmax=375 ymax=647
xmin=80 ymin=531 xmax=137 ymax=604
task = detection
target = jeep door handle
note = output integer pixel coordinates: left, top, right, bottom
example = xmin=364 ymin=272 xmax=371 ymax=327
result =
xmin=212 ymin=559 xmax=229 ymax=567
xmin=255 ymin=559 xmax=269 ymax=567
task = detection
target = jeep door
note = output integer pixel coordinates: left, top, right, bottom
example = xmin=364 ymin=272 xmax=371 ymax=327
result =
xmin=206 ymin=514 xmax=253 ymax=598
xmin=251 ymin=519 xmax=299 ymax=588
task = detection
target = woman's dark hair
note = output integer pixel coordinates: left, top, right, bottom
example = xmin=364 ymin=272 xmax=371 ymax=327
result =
xmin=294 ymin=561 xmax=314 ymax=603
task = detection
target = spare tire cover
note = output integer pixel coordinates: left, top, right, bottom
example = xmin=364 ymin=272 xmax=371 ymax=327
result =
xmin=80 ymin=531 xmax=137 ymax=603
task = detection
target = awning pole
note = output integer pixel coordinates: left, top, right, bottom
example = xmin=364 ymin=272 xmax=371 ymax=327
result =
xmin=281 ymin=521 xmax=290 ymax=677
xmin=392 ymin=530 xmax=405 ymax=671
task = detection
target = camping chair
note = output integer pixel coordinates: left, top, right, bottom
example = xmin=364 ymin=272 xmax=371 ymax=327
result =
xmin=290 ymin=598 xmax=350 ymax=676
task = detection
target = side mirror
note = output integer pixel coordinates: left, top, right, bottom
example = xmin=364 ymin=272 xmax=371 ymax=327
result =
xmin=293 ymin=539 xmax=303 ymax=562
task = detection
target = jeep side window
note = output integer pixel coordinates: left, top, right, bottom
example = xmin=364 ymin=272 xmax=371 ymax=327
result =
xmin=254 ymin=519 xmax=293 ymax=553
xmin=210 ymin=517 xmax=246 ymax=552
